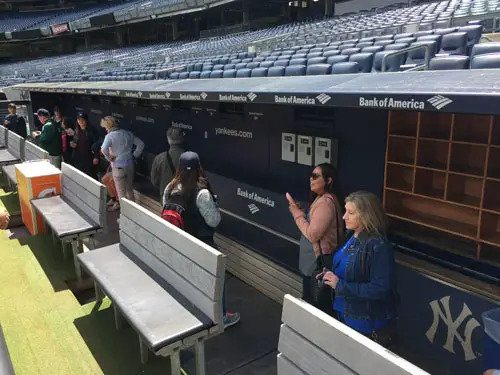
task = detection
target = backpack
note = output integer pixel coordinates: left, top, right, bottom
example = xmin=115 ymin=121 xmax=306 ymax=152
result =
xmin=161 ymin=192 xmax=187 ymax=229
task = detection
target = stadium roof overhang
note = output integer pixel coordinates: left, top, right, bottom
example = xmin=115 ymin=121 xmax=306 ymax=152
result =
xmin=8 ymin=70 xmax=500 ymax=115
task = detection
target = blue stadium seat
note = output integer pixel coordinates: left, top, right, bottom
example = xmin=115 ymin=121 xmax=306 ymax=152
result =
xmin=203 ymin=64 xmax=214 ymax=71
xmin=268 ymin=66 xmax=286 ymax=77
xmin=374 ymin=35 xmax=393 ymax=41
xmin=297 ymin=49 xmax=310 ymax=55
xmin=374 ymin=40 xmax=394 ymax=47
xmin=285 ymin=65 xmax=306 ymax=76
xmin=292 ymin=53 xmax=308 ymax=59
xmin=271 ymin=51 xmax=282 ymax=56
xmin=397 ymin=37 xmax=417 ymax=44
xmin=385 ymin=43 xmax=409 ymax=51
xmin=458 ymin=25 xmax=483 ymax=48
xmin=265 ymin=56 xmax=278 ymax=61
xmin=324 ymin=46 xmax=339 ymax=53
xmin=231 ymin=59 xmax=242 ymax=64
xmin=307 ymin=52 xmax=323 ymax=59
xmin=394 ymin=33 xmax=414 ymax=40
xmin=251 ymin=67 xmax=268 ymax=77
xmin=277 ymin=55 xmax=292 ymax=60
xmin=471 ymin=43 xmax=500 ymax=59
xmin=223 ymin=69 xmax=237 ymax=78
xmin=246 ymin=62 xmax=261 ymax=69
xmin=247 ymin=52 xmax=257 ymax=58
xmin=373 ymin=51 xmax=405 ymax=72
xmin=331 ymin=62 xmax=359 ymax=74
xmin=341 ymin=48 xmax=361 ymax=56
xmin=200 ymin=71 xmax=211 ymax=79
xmin=236 ymin=68 xmax=252 ymax=77
xmin=327 ymin=55 xmax=349 ymax=65
xmin=417 ymin=35 xmax=442 ymax=51
xmin=356 ymin=42 xmax=373 ymax=49
xmin=406 ymin=41 xmax=437 ymax=64
xmin=238 ymin=52 xmax=248 ymax=59
xmin=289 ymin=58 xmax=307 ymax=66
xmin=429 ymin=56 xmax=470 ymax=70
xmin=306 ymin=64 xmax=332 ymax=75
xmin=178 ymin=72 xmax=189 ymax=79
xmin=242 ymin=58 xmax=253 ymax=63
xmin=362 ymin=45 xmax=384 ymax=53
xmin=224 ymin=64 xmax=236 ymax=70
xmin=189 ymin=71 xmax=201 ymax=79
xmin=235 ymin=63 xmax=248 ymax=70
xmin=210 ymin=70 xmax=224 ymax=78
xmin=439 ymin=32 xmax=467 ymax=55
xmin=323 ymin=50 xmax=341 ymax=58
xmin=434 ymin=27 xmax=458 ymax=36
xmin=260 ymin=61 xmax=274 ymax=68
xmin=339 ymin=43 xmax=356 ymax=50
xmin=219 ymin=58 xmax=229 ymax=65
xmin=307 ymin=57 xmax=327 ymax=65
xmin=471 ymin=53 xmax=500 ymax=69
xmin=310 ymin=47 xmax=323 ymax=53
xmin=253 ymin=57 xmax=265 ymax=62
xmin=349 ymin=53 xmax=374 ymax=73
xmin=274 ymin=60 xmax=289 ymax=67
xmin=170 ymin=72 xmax=180 ymax=79
xmin=359 ymin=37 xmax=375 ymax=43
xmin=415 ymin=30 xmax=434 ymax=38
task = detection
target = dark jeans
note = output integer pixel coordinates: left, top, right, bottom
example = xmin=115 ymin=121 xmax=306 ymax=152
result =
xmin=302 ymin=275 xmax=335 ymax=317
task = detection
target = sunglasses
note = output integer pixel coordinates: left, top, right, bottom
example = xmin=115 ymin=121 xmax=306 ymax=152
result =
xmin=311 ymin=173 xmax=321 ymax=180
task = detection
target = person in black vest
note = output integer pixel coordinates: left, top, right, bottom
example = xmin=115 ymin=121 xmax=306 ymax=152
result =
xmin=162 ymin=151 xmax=241 ymax=328
xmin=4 ymin=103 xmax=27 ymax=138
xmin=71 ymin=112 xmax=98 ymax=178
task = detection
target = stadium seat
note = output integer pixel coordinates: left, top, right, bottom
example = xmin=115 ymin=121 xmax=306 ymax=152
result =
xmin=310 ymin=48 xmax=324 ymax=53
xmin=471 ymin=42 xmax=500 ymax=59
xmin=224 ymin=64 xmax=236 ymax=70
xmin=219 ymin=58 xmax=229 ymax=65
xmin=268 ymin=66 xmax=286 ymax=77
xmin=356 ymin=42 xmax=373 ymax=49
xmin=327 ymin=55 xmax=349 ymax=65
xmin=236 ymin=68 xmax=252 ymax=77
xmin=210 ymin=70 xmax=224 ymax=78
xmin=170 ymin=72 xmax=179 ymax=79
xmin=289 ymin=58 xmax=307 ymax=66
xmin=439 ymin=32 xmax=467 ymax=55
xmin=406 ymin=41 xmax=438 ymax=64
xmin=385 ymin=43 xmax=409 ymax=51
xmin=292 ymin=53 xmax=308 ymax=59
xmin=178 ymin=72 xmax=189 ymax=79
xmin=203 ymin=65 xmax=214 ymax=71
xmin=458 ymin=24 xmax=483 ymax=48
xmin=307 ymin=52 xmax=323 ymax=59
xmin=471 ymin=53 xmax=500 ymax=69
xmin=306 ymin=64 xmax=332 ymax=75
xmin=189 ymin=71 xmax=201 ymax=79
xmin=247 ymin=52 xmax=257 ymax=58
xmin=359 ymin=37 xmax=375 ymax=43
xmin=242 ymin=58 xmax=253 ymax=63
xmin=349 ymin=53 xmax=374 ymax=73
xmin=253 ymin=57 xmax=265 ymax=62
xmin=307 ymin=56 xmax=327 ymax=65
xmin=394 ymin=33 xmax=414 ymax=40
xmin=331 ymin=62 xmax=359 ymax=74
xmin=362 ymin=45 xmax=384 ymax=53
xmin=285 ymin=65 xmax=306 ymax=76
xmin=238 ymin=52 xmax=248 ymax=59
xmin=324 ymin=46 xmax=339 ymax=53
xmin=374 ymin=35 xmax=393 ymax=41
xmin=323 ymin=50 xmax=341 ymax=58
xmin=235 ymin=63 xmax=248 ymax=70
xmin=373 ymin=51 xmax=405 ymax=72
xmin=339 ymin=43 xmax=356 ymax=50
xmin=265 ymin=56 xmax=278 ymax=61
xmin=251 ymin=68 xmax=268 ymax=77
xmin=429 ymin=56 xmax=470 ymax=70
xmin=231 ymin=59 xmax=242 ymax=64
xmin=341 ymin=48 xmax=361 ymax=56
xmin=434 ymin=27 xmax=458 ymax=36
xmin=260 ymin=61 xmax=274 ymax=68
xmin=274 ymin=60 xmax=289 ymax=67
xmin=396 ymin=37 xmax=416 ymax=44
xmin=277 ymin=55 xmax=291 ymax=61
xmin=417 ymin=35 xmax=442 ymax=51
xmin=223 ymin=69 xmax=237 ymax=78
xmin=374 ymin=40 xmax=394 ymax=47
xmin=415 ymin=30 xmax=434 ymax=38
xmin=246 ymin=62 xmax=260 ymax=69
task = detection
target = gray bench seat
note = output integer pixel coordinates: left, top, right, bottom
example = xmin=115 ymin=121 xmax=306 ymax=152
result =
xmin=78 ymin=243 xmax=213 ymax=351
xmin=1 ymin=165 xmax=16 ymax=186
xmin=0 ymin=324 xmax=14 ymax=375
xmin=2 ymin=141 xmax=48 ymax=187
xmin=31 ymin=195 xmax=99 ymax=238
xmin=0 ymin=149 xmax=19 ymax=165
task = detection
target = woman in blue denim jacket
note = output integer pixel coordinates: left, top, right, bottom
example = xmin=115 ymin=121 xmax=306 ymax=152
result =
xmin=320 ymin=191 xmax=397 ymax=344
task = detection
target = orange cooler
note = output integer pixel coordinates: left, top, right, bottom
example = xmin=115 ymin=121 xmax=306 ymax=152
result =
xmin=16 ymin=160 xmax=61 ymax=235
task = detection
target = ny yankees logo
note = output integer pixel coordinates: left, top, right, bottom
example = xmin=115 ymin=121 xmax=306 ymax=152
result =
xmin=426 ymin=296 xmax=480 ymax=361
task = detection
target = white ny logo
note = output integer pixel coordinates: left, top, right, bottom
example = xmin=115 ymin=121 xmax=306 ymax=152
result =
xmin=426 ymin=296 xmax=480 ymax=361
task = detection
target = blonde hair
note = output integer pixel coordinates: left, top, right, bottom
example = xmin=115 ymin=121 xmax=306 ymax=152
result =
xmin=345 ymin=191 xmax=388 ymax=236
xmin=101 ymin=116 xmax=117 ymax=130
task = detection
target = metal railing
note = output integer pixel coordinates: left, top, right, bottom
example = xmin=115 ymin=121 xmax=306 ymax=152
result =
xmin=382 ymin=43 xmax=432 ymax=72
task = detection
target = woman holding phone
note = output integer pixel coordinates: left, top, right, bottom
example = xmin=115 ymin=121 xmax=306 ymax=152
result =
xmin=286 ymin=163 xmax=343 ymax=314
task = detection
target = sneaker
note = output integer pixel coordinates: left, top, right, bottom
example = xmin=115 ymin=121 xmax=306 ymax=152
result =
xmin=108 ymin=202 xmax=120 ymax=212
xmin=223 ymin=312 xmax=240 ymax=329
xmin=106 ymin=198 xmax=115 ymax=207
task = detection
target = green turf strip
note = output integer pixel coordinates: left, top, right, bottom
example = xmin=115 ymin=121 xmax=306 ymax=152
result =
xmin=0 ymin=231 xmax=173 ymax=374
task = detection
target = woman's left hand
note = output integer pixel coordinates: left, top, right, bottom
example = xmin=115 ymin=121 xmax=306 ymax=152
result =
xmin=323 ymin=271 xmax=339 ymax=289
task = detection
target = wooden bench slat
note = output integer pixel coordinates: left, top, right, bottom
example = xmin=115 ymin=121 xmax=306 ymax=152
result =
xmin=0 ymin=126 xmax=6 ymax=147
xmin=63 ymin=177 xmax=103 ymax=214
xmin=277 ymin=354 xmax=307 ymax=375
xmin=1 ymin=165 xmax=17 ymax=185
xmin=120 ymin=231 xmax=223 ymax=323
xmin=7 ymin=132 xmax=23 ymax=161
xmin=25 ymin=141 xmax=48 ymax=160
xmin=121 ymin=199 xmax=224 ymax=277
xmin=77 ymin=244 xmax=213 ymax=351
xmin=281 ymin=295 xmax=429 ymax=375
xmin=61 ymin=162 xmax=103 ymax=197
xmin=61 ymin=186 xmax=101 ymax=226
xmin=278 ymin=324 xmax=355 ymax=375
xmin=120 ymin=215 xmax=221 ymax=300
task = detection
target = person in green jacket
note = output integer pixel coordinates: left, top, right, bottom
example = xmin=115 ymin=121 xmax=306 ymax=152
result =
xmin=33 ymin=108 xmax=62 ymax=168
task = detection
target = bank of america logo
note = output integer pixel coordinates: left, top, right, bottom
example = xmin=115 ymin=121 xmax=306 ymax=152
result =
xmin=248 ymin=203 xmax=260 ymax=214
xmin=427 ymin=95 xmax=453 ymax=110
xmin=247 ymin=92 xmax=257 ymax=102
xmin=316 ymin=93 xmax=332 ymax=105
xmin=200 ymin=92 xmax=208 ymax=100
xmin=165 ymin=92 xmax=171 ymax=98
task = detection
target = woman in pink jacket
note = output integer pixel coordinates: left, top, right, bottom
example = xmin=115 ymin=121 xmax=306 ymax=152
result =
xmin=287 ymin=163 xmax=344 ymax=313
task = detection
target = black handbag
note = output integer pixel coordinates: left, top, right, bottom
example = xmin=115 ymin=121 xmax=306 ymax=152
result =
xmin=310 ymin=242 xmax=334 ymax=312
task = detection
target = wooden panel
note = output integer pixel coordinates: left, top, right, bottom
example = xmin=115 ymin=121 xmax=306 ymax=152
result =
xmin=7 ymin=131 xmax=23 ymax=160
xmin=277 ymin=354 xmax=308 ymax=375
xmin=121 ymin=199 xmax=224 ymax=277
xmin=63 ymin=177 xmax=102 ymax=213
xmin=25 ymin=141 xmax=48 ymax=160
xmin=61 ymin=162 xmax=103 ymax=197
xmin=0 ymin=126 xmax=6 ymax=146
xmin=120 ymin=231 xmax=223 ymax=323
xmin=120 ymin=215 xmax=221 ymax=300
xmin=279 ymin=324 xmax=354 ymax=375
xmin=62 ymin=186 xmax=101 ymax=225
xmin=281 ymin=295 xmax=429 ymax=375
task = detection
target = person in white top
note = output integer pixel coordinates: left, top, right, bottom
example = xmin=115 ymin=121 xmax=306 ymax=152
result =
xmin=100 ymin=116 xmax=144 ymax=206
